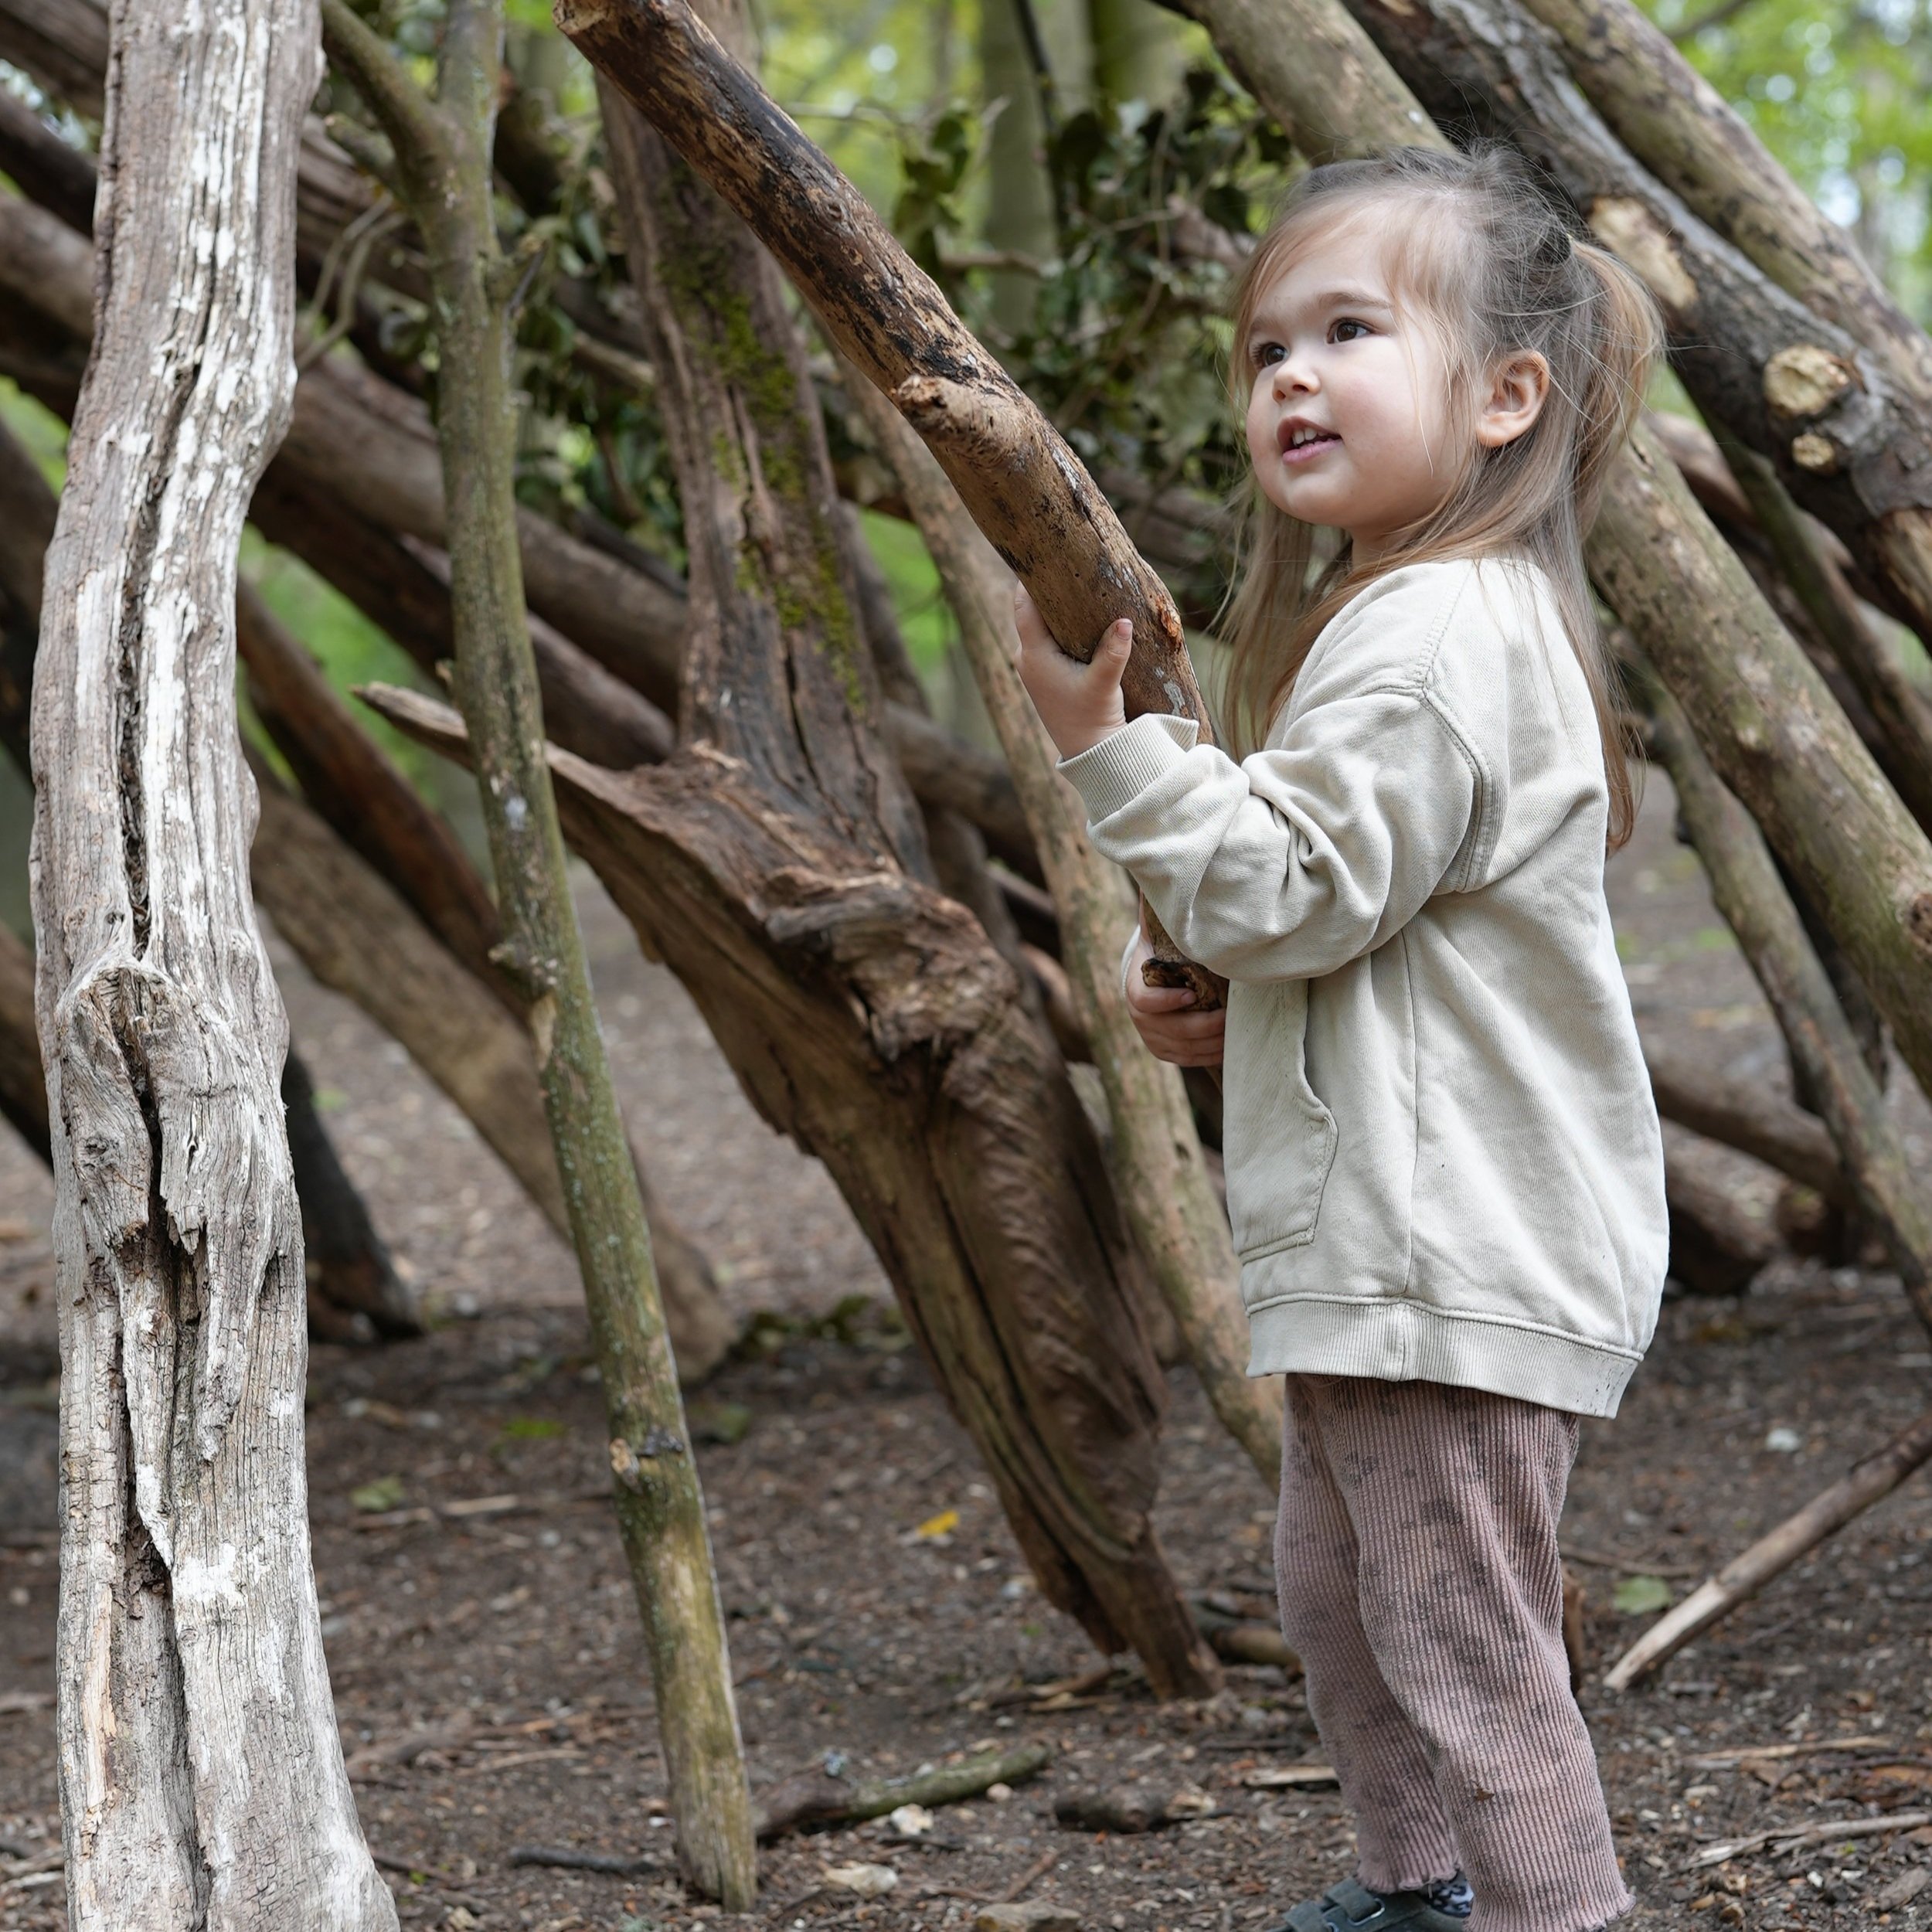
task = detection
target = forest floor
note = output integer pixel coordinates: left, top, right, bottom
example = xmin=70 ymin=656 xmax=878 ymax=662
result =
xmin=4 ymin=777 xmax=1932 ymax=1931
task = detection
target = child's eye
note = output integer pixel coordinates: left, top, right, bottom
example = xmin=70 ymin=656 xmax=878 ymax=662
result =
xmin=1330 ymin=318 xmax=1374 ymax=343
xmin=1251 ymin=341 xmax=1285 ymax=369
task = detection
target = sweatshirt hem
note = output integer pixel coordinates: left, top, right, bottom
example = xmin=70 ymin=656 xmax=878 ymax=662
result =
xmin=1244 ymin=1293 xmax=1641 ymax=1419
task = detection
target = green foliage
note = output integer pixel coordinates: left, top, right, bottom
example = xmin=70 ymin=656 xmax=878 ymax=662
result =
xmin=1611 ymin=1572 xmax=1674 ymax=1615
xmin=1642 ymin=0 xmax=1932 ymax=320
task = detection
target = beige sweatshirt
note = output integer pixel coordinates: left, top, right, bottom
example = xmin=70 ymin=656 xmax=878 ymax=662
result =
xmin=1060 ymin=555 xmax=1668 ymax=1419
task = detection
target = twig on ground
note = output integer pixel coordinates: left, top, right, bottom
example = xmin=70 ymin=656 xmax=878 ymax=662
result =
xmin=1561 ymin=1543 xmax=1702 ymax=1580
xmin=755 ymin=1743 xmax=1051 ymax=1842
xmin=1690 ymin=1736 xmax=1892 ymax=1769
xmin=1687 ymin=1808 xmax=1932 ymax=1869
xmin=1001 ymin=1849 xmax=1060 ymax=1901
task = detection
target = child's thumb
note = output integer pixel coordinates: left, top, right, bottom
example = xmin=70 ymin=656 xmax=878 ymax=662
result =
xmin=1101 ymin=618 xmax=1134 ymax=662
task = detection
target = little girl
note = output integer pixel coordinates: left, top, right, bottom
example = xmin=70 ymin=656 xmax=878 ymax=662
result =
xmin=1014 ymin=145 xmax=1670 ymax=1932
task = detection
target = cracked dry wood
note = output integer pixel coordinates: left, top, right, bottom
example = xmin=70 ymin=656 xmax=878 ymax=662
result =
xmin=27 ymin=2 xmax=394 ymax=1927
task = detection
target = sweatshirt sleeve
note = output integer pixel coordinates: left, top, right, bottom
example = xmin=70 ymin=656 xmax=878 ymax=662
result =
xmin=1058 ymin=685 xmax=1482 ymax=982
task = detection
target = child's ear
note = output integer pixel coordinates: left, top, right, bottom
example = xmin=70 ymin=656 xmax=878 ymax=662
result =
xmin=1475 ymin=352 xmax=1550 ymax=449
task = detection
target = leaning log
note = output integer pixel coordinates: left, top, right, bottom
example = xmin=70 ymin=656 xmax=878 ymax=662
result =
xmin=27 ymin=0 xmax=393 ymax=1920
xmin=589 ymin=50 xmax=1218 ymax=1696
xmin=0 ymin=917 xmax=46 ymax=1158
xmin=1643 ymin=1043 xmax=1846 ymax=1206
xmin=281 ymin=1047 xmax=422 ymax=1341
xmin=250 ymin=765 xmax=734 ymax=1380
xmin=1638 ymin=680 xmax=1932 ymax=1331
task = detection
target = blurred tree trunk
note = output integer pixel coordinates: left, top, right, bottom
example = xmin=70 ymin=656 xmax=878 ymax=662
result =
xmin=1090 ymin=0 xmax=1189 ymax=107
xmin=981 ymin=0 xmax=1060 ymax=334
xmin=28 ymin=0 xmax=393 ymax=1923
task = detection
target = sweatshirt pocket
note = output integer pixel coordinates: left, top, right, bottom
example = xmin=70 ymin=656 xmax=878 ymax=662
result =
xmin=1222 ymin=978 xmax=1338 ymax=1264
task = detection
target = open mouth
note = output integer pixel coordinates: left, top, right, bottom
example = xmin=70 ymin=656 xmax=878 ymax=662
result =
xmin=1278 ymin=424 xmax=1341 ymax=464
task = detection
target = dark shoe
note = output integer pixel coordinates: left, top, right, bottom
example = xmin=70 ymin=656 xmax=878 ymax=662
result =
xmin=1274 ymin=1876 xmax=1472 ymax=1932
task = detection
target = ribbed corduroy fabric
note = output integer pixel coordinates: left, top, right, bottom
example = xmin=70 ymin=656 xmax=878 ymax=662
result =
xmin=1274 ymin=1375 xmax=1632 ymax=1932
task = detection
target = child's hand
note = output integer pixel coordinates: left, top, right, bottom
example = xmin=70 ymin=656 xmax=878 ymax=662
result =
xmin=1123 ymin=927 xmax=1226 ymax=1068
xmin=1012 ymin=584 xmax=1131 ymax=760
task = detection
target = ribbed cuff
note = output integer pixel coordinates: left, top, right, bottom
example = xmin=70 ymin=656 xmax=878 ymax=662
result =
xmin=1057 ymin=713 xmax=1199 ymax=821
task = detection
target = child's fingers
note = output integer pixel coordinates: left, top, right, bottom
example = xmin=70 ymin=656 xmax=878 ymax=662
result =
xmin=1127 ymin=981 xmax=1198 ymax=1013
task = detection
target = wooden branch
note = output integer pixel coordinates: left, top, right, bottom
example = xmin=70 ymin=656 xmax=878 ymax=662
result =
xmin=1604 ymin=1405 xmax=1932 ymax=1690
xmin=753 ymin=1743 xmax=1050 ymax=1842
xmin=1716 ymin=437 xmax=1932 ymax=836
xmin=849 ymin=373 xmax=1281 ymax=1488
xmin=324 ymin=2 xmax=757 ymax=1896
xmin=1661 ymin=1156 xmax=1772 ymax=1298
xmin=1638 ymin=678 xmax=1932 ymax=1329
xmin=1510 ymin=0 xmax=1932 ymax=410
xmin=0 ymin=916 xmax=46 ymax=1160
xmin=27 ymin=0 xmax=395 ymax=1916
xmin=0 ymin=87 xmax=95 ymax=235
xmin=237 ymin=577 xmax=506 ymax=992
xmin=1642 ymin=1039 xmax=1846 ymax=1204
xmin=555 ymin=0 xmax=1207 ymax=733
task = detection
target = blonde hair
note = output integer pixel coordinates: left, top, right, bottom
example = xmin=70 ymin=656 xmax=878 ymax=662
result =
xmin=1220 ymin=144 xmax=1663 ymax=847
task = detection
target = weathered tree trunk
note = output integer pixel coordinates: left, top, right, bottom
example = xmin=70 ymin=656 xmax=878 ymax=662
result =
xmin=28 ymin=1 xmax=394 ymax=1923
xmin=588 ymin=46 xmax=1219 ymax=1696
xmin=847 ymin=375 xmax=1281 ymax=1487
xmin=282 ymin=1047 xmax=422 ymax=1342
xmin=321 ymin=1 xmax=756 ymax=1900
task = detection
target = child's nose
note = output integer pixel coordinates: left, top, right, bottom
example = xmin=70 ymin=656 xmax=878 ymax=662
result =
xmin=1272 ymin=356 xmax=1317 ymax=396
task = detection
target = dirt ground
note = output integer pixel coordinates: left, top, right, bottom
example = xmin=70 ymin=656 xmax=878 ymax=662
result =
xmin=5 ymin=775 xmax=1932 ymax=1931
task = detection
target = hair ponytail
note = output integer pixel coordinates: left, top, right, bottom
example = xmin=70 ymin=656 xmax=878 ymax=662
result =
xmin=1220 ymin=145 xmax=1665 ymax=849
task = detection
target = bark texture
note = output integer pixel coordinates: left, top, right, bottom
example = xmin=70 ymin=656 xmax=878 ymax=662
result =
xmin=585 ymin=57 xmax=1218 ymax=1696
xmin=27 ymin=1 xmax=393 ymax=1923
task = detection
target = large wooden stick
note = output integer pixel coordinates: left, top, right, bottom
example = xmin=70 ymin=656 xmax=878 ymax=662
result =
xmin=1642 ymin=1042 xmax=1845 ymax=1205
xmin=1604 ymin=1406 xmax=1932 ymax=1690
xmin=556 ymin=0 xmax=1217 ymax=996
xmin=321 ymin=0 xmax=754 ymax=1899
xmin=847 ymin=375 xmax=1281 ymax=1487
xmin=28 ymin=0 xmax=394 ymax=1920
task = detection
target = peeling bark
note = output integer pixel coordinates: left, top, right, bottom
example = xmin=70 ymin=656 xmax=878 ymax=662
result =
xmin=27 ymin=1 xmax=394 ymax=1923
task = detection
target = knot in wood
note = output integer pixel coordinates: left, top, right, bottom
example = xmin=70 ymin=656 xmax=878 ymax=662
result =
xmin=610 ymin=1428 xmax=686 ymax=1489
xmin=1789 ymin=432 xmax=1839 ymax=475
xmin=1585 ymin=198 xmax=1697 ymax=316
xmin=1764 ymin=344 xmax=1857 ymax=422
xmin=1908 ymin=892 xmax=1932 ymax=961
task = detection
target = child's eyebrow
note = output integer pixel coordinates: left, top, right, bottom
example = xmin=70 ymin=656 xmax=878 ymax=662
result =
xmin=1250 ymin=285 xmax=1397 ymax=332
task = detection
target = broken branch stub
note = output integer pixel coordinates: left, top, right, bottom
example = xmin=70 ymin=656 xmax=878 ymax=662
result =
xmin=553 ymin=0 xmax=1205 ymax=733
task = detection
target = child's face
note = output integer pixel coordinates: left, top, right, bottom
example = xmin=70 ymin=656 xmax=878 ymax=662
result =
xmin=1242 ymin=225 xmax=1463 ymax=561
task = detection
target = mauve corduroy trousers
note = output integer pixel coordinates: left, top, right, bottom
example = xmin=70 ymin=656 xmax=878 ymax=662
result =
xmin=1273 ymin=1374 xmax=1632 ymax=1932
